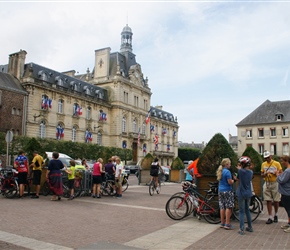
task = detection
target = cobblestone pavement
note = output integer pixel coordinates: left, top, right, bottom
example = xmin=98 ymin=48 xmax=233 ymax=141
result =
xmin=0 ymin=176 xmax=290 ymax=249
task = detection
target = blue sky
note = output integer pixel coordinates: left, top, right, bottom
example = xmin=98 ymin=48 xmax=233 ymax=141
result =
xmin=1 ymin=1 xmax=290 ymax=144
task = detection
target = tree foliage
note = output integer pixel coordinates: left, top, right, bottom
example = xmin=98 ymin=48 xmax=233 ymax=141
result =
xmin=241 ymin=146 xmax=263 ymax=173
xmin=140 ymin=153 xmax=154 ymax=170
xmin=1 ymin=132 xmax=133 ymax=165
xmin=171 ymin=156 xmax=185 ymax=170
xmin=197 ymin=133 xmax=238 ymax=175
xmin=178 ymin=148 xmax=201 ymax=162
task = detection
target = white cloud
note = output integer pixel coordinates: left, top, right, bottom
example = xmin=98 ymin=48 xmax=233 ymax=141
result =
xmin=2 ymin=1 xmax=290 ymax=144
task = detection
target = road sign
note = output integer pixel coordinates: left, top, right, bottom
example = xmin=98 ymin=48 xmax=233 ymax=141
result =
xmin=5 ymin=131 xmax=13 ymax=143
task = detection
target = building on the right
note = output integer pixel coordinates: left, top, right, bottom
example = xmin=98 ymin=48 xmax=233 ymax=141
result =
xmin=236 ymin=99 xmax=290 ymax=157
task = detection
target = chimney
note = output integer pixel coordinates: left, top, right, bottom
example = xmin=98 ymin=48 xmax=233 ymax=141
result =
xmin=8 ymin=50 xmax=27 ymax=79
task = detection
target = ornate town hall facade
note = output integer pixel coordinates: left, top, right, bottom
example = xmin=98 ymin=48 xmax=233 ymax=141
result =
xmin=0 ymin=25 xmax=179 ymax=165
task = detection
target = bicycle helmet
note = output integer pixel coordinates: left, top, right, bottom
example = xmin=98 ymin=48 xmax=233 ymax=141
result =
xmin=238 ymin=156 xmax=251 ymax=167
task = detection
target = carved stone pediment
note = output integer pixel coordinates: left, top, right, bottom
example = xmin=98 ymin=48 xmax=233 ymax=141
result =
xmin=129 ymin=64 xmax=144 ymax=87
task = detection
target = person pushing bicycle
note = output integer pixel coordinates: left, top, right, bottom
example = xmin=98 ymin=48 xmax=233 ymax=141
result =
xmin=150 ymin=158 xmax=163 ymax=192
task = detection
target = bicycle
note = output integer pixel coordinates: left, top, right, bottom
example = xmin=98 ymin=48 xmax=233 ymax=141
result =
xmin=204 ymin=181 xmax=263 ymax=222
xmin=0 ymin=167 xmax=19 ymax=198
xmin=121 ymin=173 xmax=129 ymax=192
xmin=100 ymin=174 xmax=115 ymax=196
xmin=165 ymin=181 xmax=220 ymax=224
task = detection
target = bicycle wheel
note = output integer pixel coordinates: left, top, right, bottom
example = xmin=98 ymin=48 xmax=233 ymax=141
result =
xmin=156 ymin=182 xmax=161 ymax=194
xmin=149 ymin=182 xmax=155 ymax=196
xmin=165 ymin=196 xmax=189 ymax=220
xmin=41 ymin=181 xmax=51 ymax=196
xmin=101 ymin=181 xmax=115 ymax=196
xmin=171 ymin=192 xmax=194 ymax=217
xmin=202 ymin=200 xmax=221 ymax=224
xmin=4 ymin=180 xmax=18 ymax=199
xmin=122 ymin=178 xmax=129 ymax=192
xmin=233 ymin=196 xmax=261 ymax=222
xmin=62 ymin=184 xmax=70 ymax=198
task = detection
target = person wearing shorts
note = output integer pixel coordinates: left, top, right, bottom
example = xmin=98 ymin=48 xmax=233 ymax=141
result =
xmin=261 ymin=151 xmax=282 ymax=224
xmin=30 ymin=151 xmax=44 ymax=199
xmin=216 ymin=158 xmax=236 ymax=230
xmin=14 ymin=150 xmax=29 ymax=198
xmin=92 ymin=158 xmax=104 ymax=198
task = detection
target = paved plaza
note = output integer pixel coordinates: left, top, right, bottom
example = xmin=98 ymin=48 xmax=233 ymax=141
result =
xmin=0 ymin=175 xmax=290 ymax=250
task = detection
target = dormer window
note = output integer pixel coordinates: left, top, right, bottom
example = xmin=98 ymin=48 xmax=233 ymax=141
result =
xmin=275 ymin=113 xmax=283 ymax=121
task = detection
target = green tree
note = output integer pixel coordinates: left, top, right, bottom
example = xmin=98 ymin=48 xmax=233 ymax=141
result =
xmin=241 ymin=146 xmax=263 ymax=173
xmin=178 ymin=148 xmax=201 ymax=162
xmin=171 ymin=156 xmax=185 ymax=170
xmin=197 ymin=133 xmax=237 ymax=175
xmin=140 ymin=153 xmax=154 ymax=170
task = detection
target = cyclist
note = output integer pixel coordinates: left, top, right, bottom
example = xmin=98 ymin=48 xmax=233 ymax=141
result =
xmin=150 ymin=158 xmax=163 ymax=192
xmin=14 ymin=150 xmax=29 ymax=198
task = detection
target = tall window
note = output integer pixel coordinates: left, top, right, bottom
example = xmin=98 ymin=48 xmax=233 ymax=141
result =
xmin=17 ymin=109 xmax=21 ymax=115
xmin=12 ymin=107 xmax=16 ymax=114
xmin=72 ymin=126 xmax=77 ymax=142
xmin=39 ymin=121 xmax=46 ymax=138
xmin=246 ymin=129 xmax=252 ymax=138
xmin=58 ymin=99 xmax=63 ymax=113
xmin=144 ymin=99 xmax=148 ymax=110
xmin=258 ymin=128 xmax=264 ymax=138
xmin=142 ymin=122 xmax=146 ymax=135
xmin=133 ymin=119 xmax=137 ymax=133
xmin=270 ymin=143 xmax=277 ymax=155
xmin=258 ymin=144 xmax=264 ymax=154
xmin=123 ymin=91 xmax=128 ymax=103
xmin=122 ymin=117 xmax=126 ymax=133
xmin=86 ymin=106 xmax=91 ymax=120
xmin=283 ymin=143 xmax=289 ymax=155
xmin=283 ymin=127 xmax=289 ymax=137
xmin=97 ymin=132 xmax=102 ymax=145
xmin=134 ymin=96 xmax=139 ymax=107
xmin=270 ymin=128 xmax=276 ymax=137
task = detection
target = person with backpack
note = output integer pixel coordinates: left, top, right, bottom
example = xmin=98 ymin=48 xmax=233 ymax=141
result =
xmin=150 ymin=158 xmax=163 ymax=192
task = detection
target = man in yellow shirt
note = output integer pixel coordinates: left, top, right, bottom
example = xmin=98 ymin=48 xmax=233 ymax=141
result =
xmin=30 ymin=151 xmax=44 ymax=198
xmin=261 ymin=151 xmax=282 ymax=224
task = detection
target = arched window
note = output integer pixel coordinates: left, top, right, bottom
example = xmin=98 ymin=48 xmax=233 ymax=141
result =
xmin=97 ymin=131 xmax=102 ymax=145
xmin=12 ymin=107 xmax=16 ymax=114
xmin=86 ymin=106 xmax=91 ymax=120
xmin=72 ymin=126 xmax=77 ymax=142
xmin=133 ymin=119 xmax=137 ymax=133
xmin=122 ymin=117 xmax=126 ymax=133
xmin=39 ymin=121 xmax=46 ymax=138
xmin=58 ymin=99 xmax=64 ymax=113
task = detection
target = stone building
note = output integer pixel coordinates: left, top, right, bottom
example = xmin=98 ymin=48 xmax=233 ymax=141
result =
xmin=236 ymin=99 xmax=290 ymax=156
xmin=0 ymin=24 xmax=179 ymax=165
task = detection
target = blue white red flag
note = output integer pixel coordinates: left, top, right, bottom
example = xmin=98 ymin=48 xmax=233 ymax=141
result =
xmin=99 ymin=112 xmax=107 ymax=121
xmin=85 ymin=130 xmax=92 ymax=143
xmin=150 ymin=125 xmax=155 ymax=132
xmin=145 ymin=108 xmax=151 ymax=125
xmin=167 ymin=144 xmax=170 ymax=151
xmin=162 ymin=128 xmax=167 ymax=135
xmin=173 ymin=130 xmax=176 ymax=137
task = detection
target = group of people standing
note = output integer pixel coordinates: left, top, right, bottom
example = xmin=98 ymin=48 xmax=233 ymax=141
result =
xmin=217 ymin=150 xmax=290 ymax=235
xmin=13 ymin=150 xmax=125 ymax=200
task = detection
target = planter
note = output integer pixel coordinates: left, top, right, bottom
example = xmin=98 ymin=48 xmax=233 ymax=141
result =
xmin=139 ymin=169 xmax=151 ymax=185
xmin=196 ymin=173 xmax=263 ymax=198
xmin=170 ymin=169 xmax=185 ymax=183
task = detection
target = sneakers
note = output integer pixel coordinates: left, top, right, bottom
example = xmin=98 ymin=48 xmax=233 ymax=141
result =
xmin=246 ymin=227 xmax=254 ymax=232
xmin=266 ymin=218 xmax=273 ymax=224
xmin=31 ymin=195 xmax=39 ymax=199
xmin=156 ymin=187 xmax=159 ymax=192
xmin=238 ymin=230 xmax=245 ymax=235
xmin=117 ymin=194 xmax=122 ymax=199
xmin=281 ymin=224 xmax=290 ymax=229
xmin=68 ymin=196 xmax=74 ymax=200
xmin=284 ymin=227 xmax=290 ymax=233
xmin=97 ymin=195 xmax=101 ymax=199
xmin=220 ymin=223 xmax=225 ymax=228
xmin=92 ymin=194 xmax=96 ymax=198
xmin=224 ymin=224 xmax=234 ymax=230
xmin=274 ymin=216 xmax=278 ymax=223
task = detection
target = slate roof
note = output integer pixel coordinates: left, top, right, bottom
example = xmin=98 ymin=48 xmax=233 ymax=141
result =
xmin=150 ymin=106 xmax=177 ymax=123
xmin=0 ymin=72 xmax=28 ymax=95
xmin=236 ymin=99 xmax=290 ymax=126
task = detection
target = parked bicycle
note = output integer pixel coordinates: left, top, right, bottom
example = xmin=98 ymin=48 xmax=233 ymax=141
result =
xmin=0 ymin=167 xmax=19 ymax=198
xmin=100 ymin=173 xmax=115 ymax=196
xmin=121 ymin=173 xmax=129 ymax=192
xmin=204 ymin=181 xmax=263 ymax=222
xmin=166 ymin=181 xmax=220 ymax=224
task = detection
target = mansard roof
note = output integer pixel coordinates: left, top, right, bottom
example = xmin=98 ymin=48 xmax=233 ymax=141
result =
xmin=236 ymin=99 xmax=290 ymax=126
xmin=150 ymin=106 xmax=177 ymax=123
xmin=0 ymin=72 xmax=28 ymax=95
xmin=23 ymin=63 xmax=108 ymax=101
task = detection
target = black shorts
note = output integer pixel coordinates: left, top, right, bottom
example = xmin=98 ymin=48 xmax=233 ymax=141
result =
xmin=32 ymin=170 xmax=42 ymax=185
xmin=93 ymin=176 xmax=102 ymax=184
xmin=68 ymin=179 xmax=74 ymax=189
xmin=18 ymin=172 xmax=28 ymax=184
